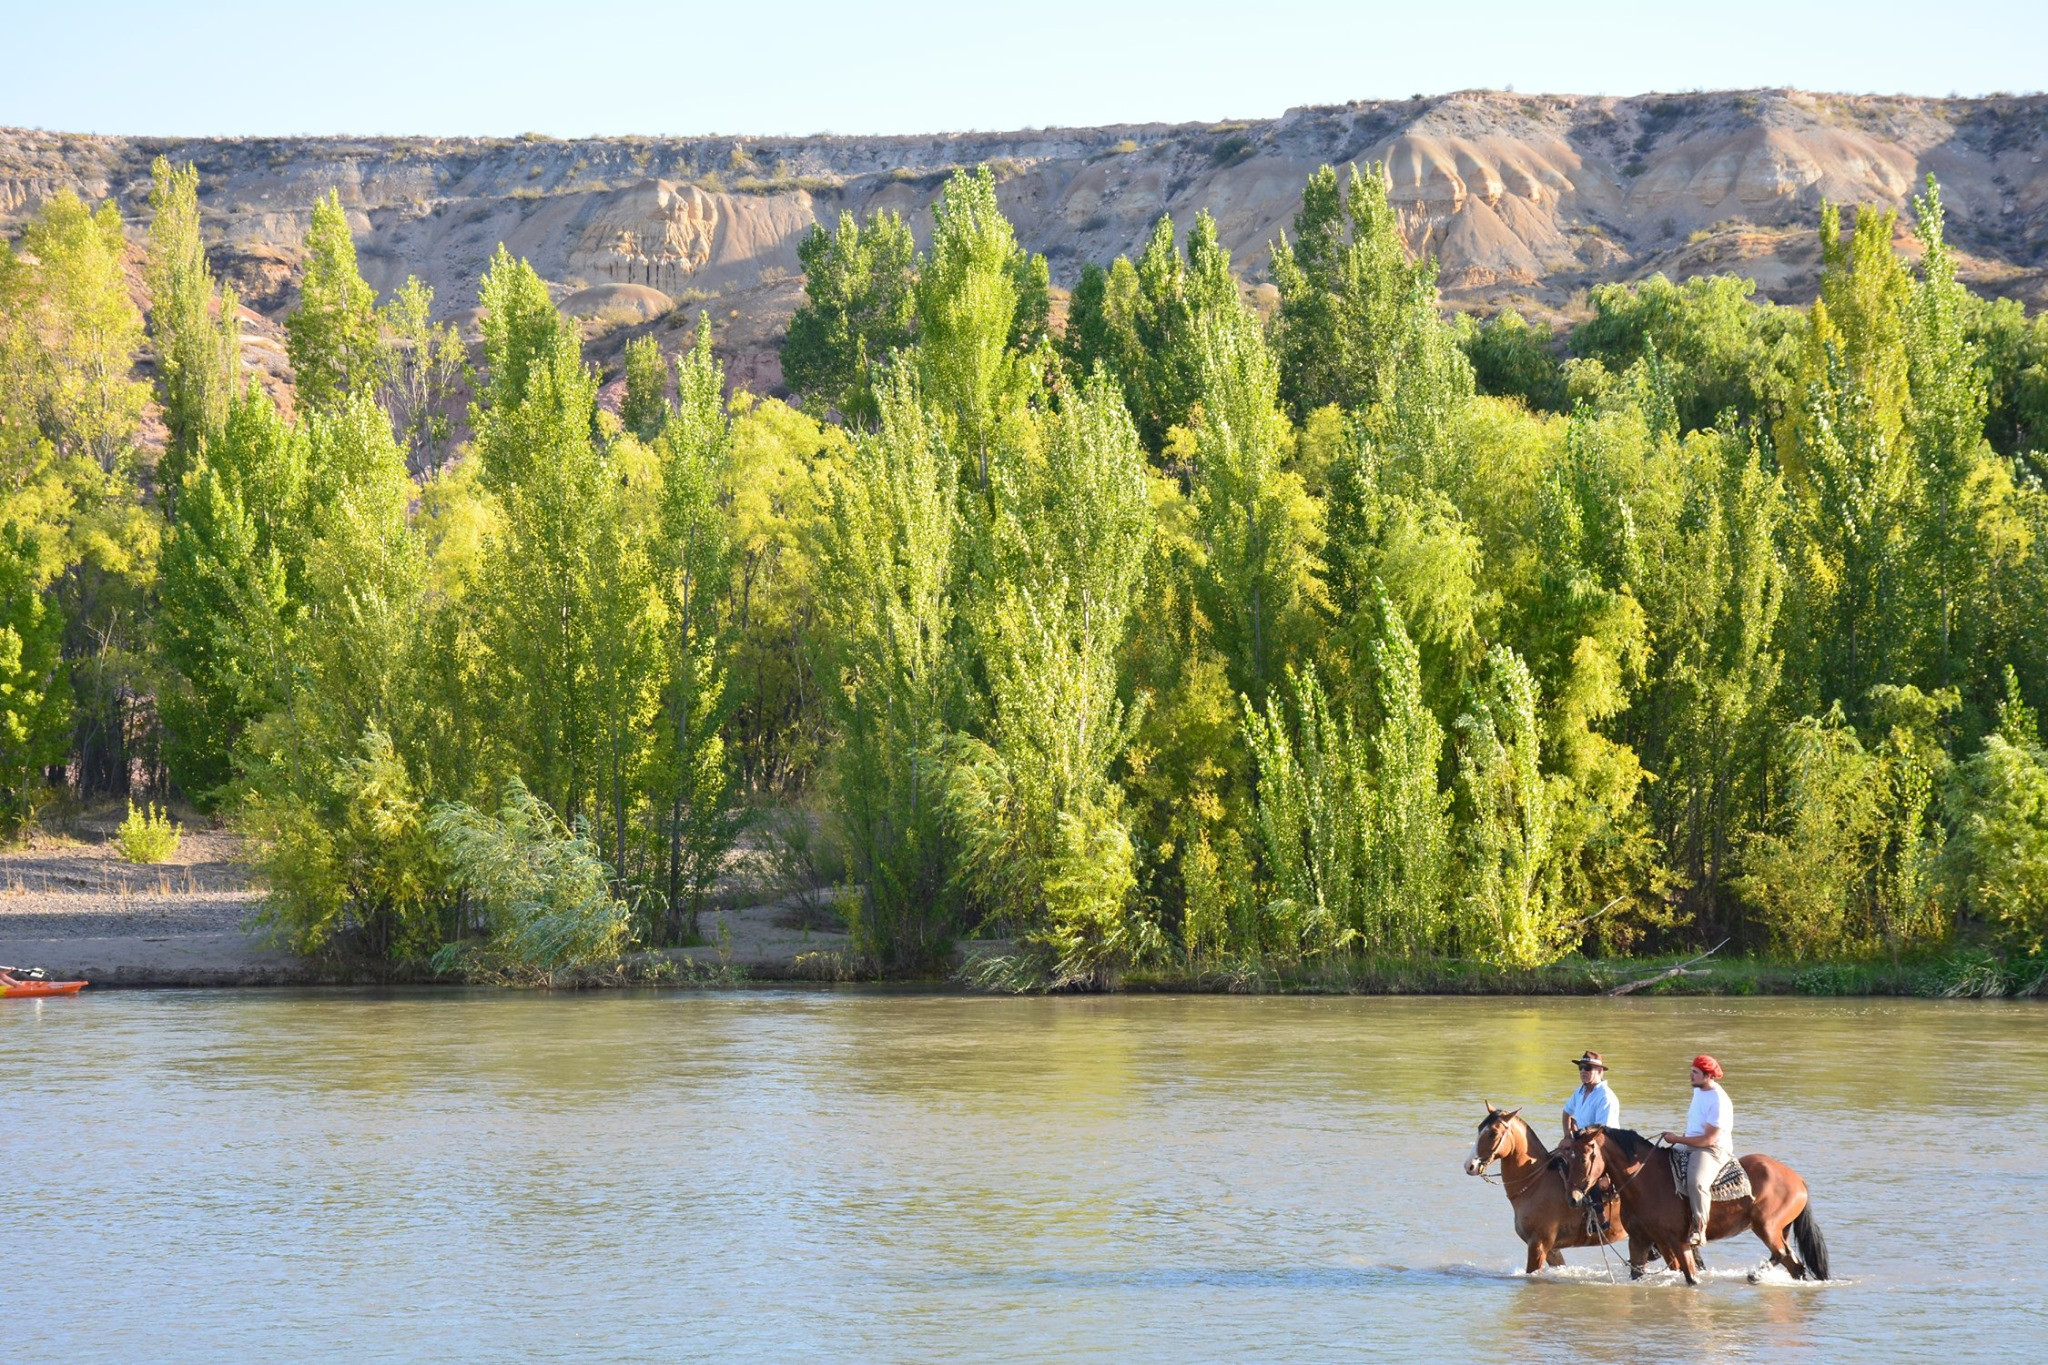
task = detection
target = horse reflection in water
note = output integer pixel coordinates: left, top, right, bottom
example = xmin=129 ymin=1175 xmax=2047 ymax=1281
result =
xmin=1556 ymin=1118 xmax=1831 ymax=1285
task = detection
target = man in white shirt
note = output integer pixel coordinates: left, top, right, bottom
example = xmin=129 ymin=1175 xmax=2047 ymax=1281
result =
xmin=1660 ymin=1054 xmax=1734 ymax=1246
xmin=1561 ymin=1050 xmax=1620 ymax=1131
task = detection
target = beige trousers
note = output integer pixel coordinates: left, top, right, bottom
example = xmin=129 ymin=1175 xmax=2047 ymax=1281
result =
xmin=1682 ymin=1144 xmax=1734 ymax=1237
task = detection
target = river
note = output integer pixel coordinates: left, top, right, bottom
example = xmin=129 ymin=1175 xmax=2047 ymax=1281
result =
xmin=3 ymin=991 xmax=2041 ymax=1360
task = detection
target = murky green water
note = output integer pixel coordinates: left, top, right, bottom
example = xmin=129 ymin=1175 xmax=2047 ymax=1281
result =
xmin=3 ymin=990 xmax=2041 ymax=1360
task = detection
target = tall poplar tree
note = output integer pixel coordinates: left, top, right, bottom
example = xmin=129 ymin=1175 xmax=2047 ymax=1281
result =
xmin=782 ymin=209 xmax=917 ymax=426
xmin=286 ymin=190 xmax=386 ymax=416
xmin=146 ymin=158 xmax=240 ymax=503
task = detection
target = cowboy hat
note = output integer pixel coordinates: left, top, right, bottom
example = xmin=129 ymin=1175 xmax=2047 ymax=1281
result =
xmin=1570 ymin=1051 xmax=1609 ymax=1071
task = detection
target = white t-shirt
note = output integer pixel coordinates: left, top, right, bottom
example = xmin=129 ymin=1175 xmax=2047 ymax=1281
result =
xmin=1686 ymin=1081 xmax=1733 ymax=1148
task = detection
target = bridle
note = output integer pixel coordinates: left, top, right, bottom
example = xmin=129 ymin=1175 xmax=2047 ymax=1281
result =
xmin=1564 ymin=1128 xmax=1650 ymax=1209
xmin=1473 ymin=1114 xmax=1570 ymax=1199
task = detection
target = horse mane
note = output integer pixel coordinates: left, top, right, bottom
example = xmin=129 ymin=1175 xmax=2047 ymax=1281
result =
xmin=1588 ymin=1125 xmax=1656 ymax=1162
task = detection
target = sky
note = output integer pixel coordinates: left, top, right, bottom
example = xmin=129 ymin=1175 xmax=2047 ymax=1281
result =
xmin=5 ymin=0 xmax=2046 ymax=138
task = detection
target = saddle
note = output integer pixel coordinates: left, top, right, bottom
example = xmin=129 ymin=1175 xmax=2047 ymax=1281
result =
xmin=1667 ymin=1147 xmax=1751 ymax=1202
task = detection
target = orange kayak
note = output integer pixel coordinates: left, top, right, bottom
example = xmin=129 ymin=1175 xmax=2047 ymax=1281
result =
xmin=2 ymin=980 xmax=86 ymax=998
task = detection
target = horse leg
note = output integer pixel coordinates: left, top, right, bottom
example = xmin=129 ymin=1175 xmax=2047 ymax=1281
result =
xmin=1666 ymin=1239 xmax=1698 ymax=1286
xmin=1525 ymin=1240 xmax=1547 ymax=1275
xmin=1546 ymin=1248 xmax=1567 ymax=1268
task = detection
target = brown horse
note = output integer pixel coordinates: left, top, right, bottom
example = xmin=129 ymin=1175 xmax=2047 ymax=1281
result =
xmin=1557 ymin=1120 xmax=1830 ymax=1285
xmin=1465 ymin=1102 xmax=1643 ymax=1274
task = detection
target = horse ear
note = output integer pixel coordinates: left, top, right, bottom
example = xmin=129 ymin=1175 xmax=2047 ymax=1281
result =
xmin=1563 ymin=1114 xmax=1578 ymax=1136
xmin=1485 ymin=1100 xmax=1498 ymax=1114
xmin=1504 ymin=1107 xmax=1521 ymax=1121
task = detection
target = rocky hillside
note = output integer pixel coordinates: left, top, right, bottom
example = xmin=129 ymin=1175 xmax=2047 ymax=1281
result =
xmin=6 ymin=89 xmax=2048 ymax=397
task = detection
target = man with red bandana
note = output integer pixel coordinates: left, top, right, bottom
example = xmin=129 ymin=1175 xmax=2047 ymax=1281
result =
xmin=1659 ymin=1055 xmax=1733 ymax=1247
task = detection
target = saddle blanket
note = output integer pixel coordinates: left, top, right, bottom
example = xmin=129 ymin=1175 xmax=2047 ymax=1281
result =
xmin=1668 ymin=1148 xmax=1752 ymax=1201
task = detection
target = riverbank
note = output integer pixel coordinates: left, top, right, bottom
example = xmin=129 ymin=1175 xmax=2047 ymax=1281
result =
xmin=0 ymin=822 xmax=863 ymax=987
xmin=5 ymin=826 xmax=2039 ymax=995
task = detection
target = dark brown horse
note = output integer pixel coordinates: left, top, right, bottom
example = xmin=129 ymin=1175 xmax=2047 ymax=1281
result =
xmin=1466 ymin=1102 xmax=1642 ymax=1274
xmin=1558 ymin=1120 xmax=1830 ymax=1285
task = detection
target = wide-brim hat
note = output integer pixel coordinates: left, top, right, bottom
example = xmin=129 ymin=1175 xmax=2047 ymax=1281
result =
xmin=1570 ymin=1051 xmax=1609 ymax=1071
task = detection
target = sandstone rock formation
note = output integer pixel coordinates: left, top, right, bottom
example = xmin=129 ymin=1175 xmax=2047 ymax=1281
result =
xmin=5 ymin=90 xmax=2046 ymax=398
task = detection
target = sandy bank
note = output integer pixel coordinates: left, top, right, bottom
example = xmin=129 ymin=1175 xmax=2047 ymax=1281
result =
xmin=0 ymin=826 xmax=860 ymax=987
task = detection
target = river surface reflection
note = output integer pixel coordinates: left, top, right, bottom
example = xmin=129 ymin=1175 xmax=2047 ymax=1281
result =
xmin=3 ymin=991 xmax=2041 ymax=1359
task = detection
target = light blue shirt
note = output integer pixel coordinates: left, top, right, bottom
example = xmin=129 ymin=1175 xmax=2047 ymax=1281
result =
xmin=1563 ymin=1080 xmax=1620 ymax=1130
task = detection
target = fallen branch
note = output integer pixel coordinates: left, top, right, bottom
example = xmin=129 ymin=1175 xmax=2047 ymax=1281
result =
xmin=1607 ymin=939 xmax=1730 ymax=996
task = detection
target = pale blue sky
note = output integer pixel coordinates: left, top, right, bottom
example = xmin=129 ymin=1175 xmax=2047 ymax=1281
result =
xmin=5 ymin=0 xmax=2044 ymax=137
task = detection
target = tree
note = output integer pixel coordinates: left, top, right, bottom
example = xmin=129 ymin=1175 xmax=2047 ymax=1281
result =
xmin=379 ymin=276 xmax=468 ymax=472
xmin=1943 ymin=670 xmax=2048 ymax=954
xmin=146 ymin=158 xmax=241 ymax=503
xmin=0 ymin=523 xmax=69 ymax=832
xmin=1189 ymin=290 xmax=1324 ymax=707
xmin=1269 ymin=162 xmax=1438 ymax=420
xmin=649 ymin=320 xmax=742 ymax=942
xmin=915 ymin=166 xmax=1048 ymax=500
xmin=1242 ymin=665 xmax=1370 ymax=957
xmin=16 ymin=191 xmax=147 ymax=474
xmin=1570 ymin=273 xmax=1792 ymax=431
xmin=285 ymin=190 xmax=386 ymax=416
xmin=1363 ymin=587 xmax=1453 ymax=952
xmin=155 ymin=383 xmax=309 ymax=802
xmin=1736 ymin=698 xmax=1951 ymax=959
xmin=240 ymin=394 xmax=443 ymax=960
xmin=782 ymin=209 xmax=917 ymax=426
xmin=814 ymin=370 xmax=960 ymax=968
xmin=1455 ymin=645 xmax=1572 ymax=967
xmin=621 ymin=334 xmax=670 ymax=442
xmin=430 ymin=777 xmax=632 ymax=970
xmin=1064 ymin=212 xmax=1240 ymax=451
xmin=1774 ymin=202 xmax=1917 ymax=717
xmin=1457 ymin=308 xmax=1564 ymax=412
xmin=946 ymin=374 xmax=1156 ymax=984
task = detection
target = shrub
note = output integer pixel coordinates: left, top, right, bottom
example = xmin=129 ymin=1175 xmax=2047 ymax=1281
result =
xmin=116 ymin=802 xmax=181 ymax=863
xmin=429 ymin=778 xmax=631 ymax=971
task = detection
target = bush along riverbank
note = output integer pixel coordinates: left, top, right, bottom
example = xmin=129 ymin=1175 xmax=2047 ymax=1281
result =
xmin=965 ymin=945 xmax=2048 ymax=998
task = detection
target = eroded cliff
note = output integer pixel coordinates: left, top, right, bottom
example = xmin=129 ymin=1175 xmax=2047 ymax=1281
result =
xmin=6 ymin=88 xmax=2046 ymax=396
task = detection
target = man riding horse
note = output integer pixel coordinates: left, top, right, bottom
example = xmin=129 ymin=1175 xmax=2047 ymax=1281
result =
xmin=1561 ymin=1050 xmax=1619 ymax=1132
xmin=1659 ymin=1054 xmax=1734 ymax=1247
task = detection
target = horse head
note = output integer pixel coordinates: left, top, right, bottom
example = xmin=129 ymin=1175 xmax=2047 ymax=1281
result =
xmin=1465 ymin=1101 xmax=1523 ymax=1176
xmin=1561 ymin=1123 xmax=1610 ymax=1208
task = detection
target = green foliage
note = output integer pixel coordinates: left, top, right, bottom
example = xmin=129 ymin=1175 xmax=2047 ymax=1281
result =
xmin=1189 ymin=287 xmax=1324 ymax=706
xmin=1942 ymin=671 xmax=2048 ymax=954
xmin=285 ymin=190 xmax=387 ymax=416
xmin=783 ymin=209 xmax=917 ymax=426
xmin=1571 ymin=273 xmax=1792 ymax=431
xmin=146 ymin=158 xmax=240 ymax=502
xmin=0 ymin=524 xmax=68 ymax=833
xmin=13 ymin=155 xmax=2048 ymax=984
xmin=815 ymin=371 xmax=960 ymax=968
xmin=916 ymin=167 xmax=1048 ymax=493
xmin=1063 ymin=212 xmax=1240 ymax=450
xmin=1457 ymin=308 xmax=1565 ymax=412
xmin=1455 ymin=646 xmax=1573 ymax=967
xmin=620 ymin=334 xmax=669 ymax=442
xmin=1737 ymin=702 xmax=1950 ymax=958
xmin=156 ymin=383 xmax=308 ymax=802
xmin=946 ymin=375 xmax=1156 ymax=983
xmin=379 ymin=276 xmax=468 ymax=472
xmin=1269 ymin=162 xmax=1440 ymax=420
xmin=648 ymin=319 xmax=743 ymax=942
xmin=116 ymin=800 xmax=182 ymax=863
xmin=430 ymin=777 xmax=631 ymax=970
xmin=246 ymin=724 xmax=446 ymax=959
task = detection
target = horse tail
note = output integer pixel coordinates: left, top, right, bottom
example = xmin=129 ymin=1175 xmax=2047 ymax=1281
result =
xmin=1791 ymin=1205 xmax=1830 ymax=1282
